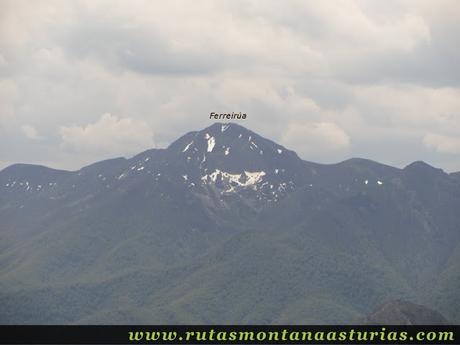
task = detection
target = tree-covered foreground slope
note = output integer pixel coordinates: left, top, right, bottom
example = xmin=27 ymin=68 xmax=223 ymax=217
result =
xmin=1 ymin=123 xmax=459 ymax=324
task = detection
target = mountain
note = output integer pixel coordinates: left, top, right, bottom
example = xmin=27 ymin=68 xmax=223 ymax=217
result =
xmin=1 ymin=122 xmax=459 ymax=324
xmin=362 ymin=300 xmax=449 ymax=325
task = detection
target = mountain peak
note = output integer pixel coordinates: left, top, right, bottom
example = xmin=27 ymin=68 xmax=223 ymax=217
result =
xmin=161 ymin=122 xmax=310 ymax=203
xmin=202 ymin=122 xmax=245 ymax=133
xmin=404 ymin=160 xmax=440 ymax=171
xmin=404 ymin=160 xmax=445 ymax=177
xmin=168 ymin=122 xmax=301 ymax=173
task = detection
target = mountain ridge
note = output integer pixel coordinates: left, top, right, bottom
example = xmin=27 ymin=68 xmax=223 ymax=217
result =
xmin=1 ymin=122 xmax=459 ymax=324
xmin=0 ymin=123 xmax=448 ymax=175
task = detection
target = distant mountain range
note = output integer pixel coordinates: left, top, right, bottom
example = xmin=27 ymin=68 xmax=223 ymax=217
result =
xmin=1 ymin=123 xmax=459 ymax=324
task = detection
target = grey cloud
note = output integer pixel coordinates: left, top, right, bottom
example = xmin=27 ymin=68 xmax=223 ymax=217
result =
xmin=59 ymin=22 xmax=222 ymax=76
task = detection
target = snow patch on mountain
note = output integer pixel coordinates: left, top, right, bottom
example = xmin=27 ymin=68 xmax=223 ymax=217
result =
xmin=183 ymin=141 xmax=193 ymax=152
xmin=201 ymin=169 xmax=266 ymax=189
xmin=207 ymin=136 xmax=216 ymax=152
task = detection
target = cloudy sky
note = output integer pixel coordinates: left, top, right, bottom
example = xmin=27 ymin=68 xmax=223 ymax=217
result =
xmin=1 ymin=0 xmax=459 ymax=172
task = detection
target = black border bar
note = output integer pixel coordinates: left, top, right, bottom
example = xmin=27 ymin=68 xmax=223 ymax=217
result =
xmin=0 ymin=325 xmax=458 ymax=344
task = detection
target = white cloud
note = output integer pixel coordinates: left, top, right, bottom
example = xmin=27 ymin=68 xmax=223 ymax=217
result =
xmin=282 ymin=122 xmax=350 ymax=157
xmin=59 ymin=113 xmax=154 ymax=157
xmin=348 ymin=85 xmax=460 ymax=136
xmin=0 ymin=79 xmax=19 ymax=130
xmin=424 ymin=133 xmax=460 ymax=154
xmin=21 ymin=124 xmax=41 ymax=140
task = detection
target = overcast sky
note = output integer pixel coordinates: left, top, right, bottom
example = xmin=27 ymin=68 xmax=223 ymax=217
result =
xmin=1 ymin=0 xmax=459 ymax=172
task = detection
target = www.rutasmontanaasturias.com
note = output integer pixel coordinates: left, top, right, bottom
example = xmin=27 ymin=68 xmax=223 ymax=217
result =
xmin=209 ymin=112 xmax=247 ymax=119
